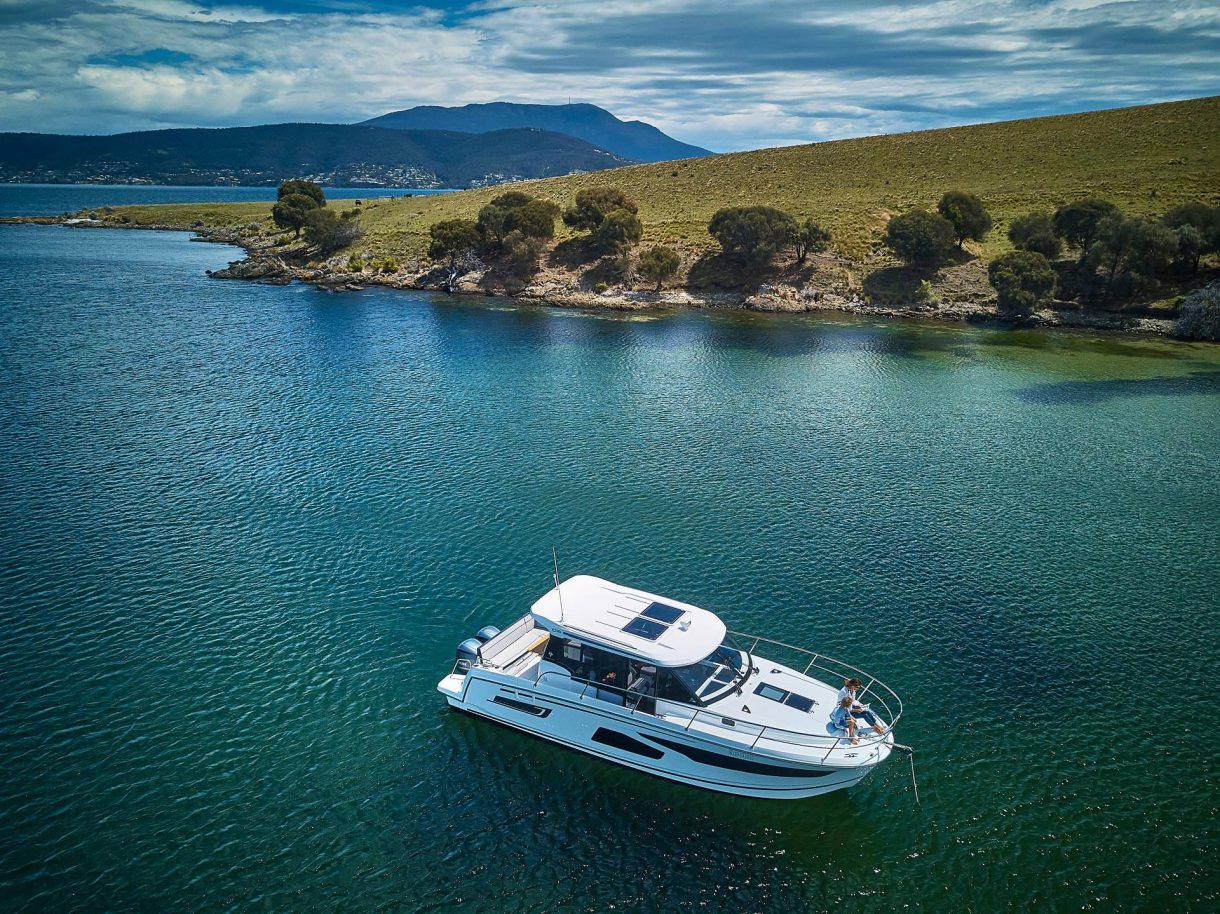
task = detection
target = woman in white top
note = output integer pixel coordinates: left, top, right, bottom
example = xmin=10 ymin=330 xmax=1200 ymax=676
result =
xmin=837 ymin=677 xmax=886 ymax=735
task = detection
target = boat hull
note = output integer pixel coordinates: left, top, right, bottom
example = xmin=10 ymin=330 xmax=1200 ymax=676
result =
xmin=440 ymin=673 xmax=885 ymax=799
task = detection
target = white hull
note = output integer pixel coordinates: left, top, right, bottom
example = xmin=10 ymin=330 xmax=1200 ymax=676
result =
xmin=440 ymin=670 xmax=889 ymax=799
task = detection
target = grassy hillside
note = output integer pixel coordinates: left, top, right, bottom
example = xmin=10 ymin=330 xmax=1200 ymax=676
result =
xmin=104 ymin=96 xmax=1220 ymax=269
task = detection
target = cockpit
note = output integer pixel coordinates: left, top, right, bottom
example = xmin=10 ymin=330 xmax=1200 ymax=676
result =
xmin=541 ymin=633 xmax=752 ymax=708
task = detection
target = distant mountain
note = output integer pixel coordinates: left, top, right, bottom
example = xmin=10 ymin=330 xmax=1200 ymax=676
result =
xmin=0 ymin=123 xmax=633 ymax=188
xmin=362 ymin=102 xmax=711 ymax=163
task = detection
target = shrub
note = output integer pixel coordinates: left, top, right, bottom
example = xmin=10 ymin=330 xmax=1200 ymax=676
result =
xmin=563 ymin=188 xmax=637 ymax=231
xmin=429 ymin=218 xmax=481 ymax=267
xmin=271 ymin=192 xmax=317 ymax=237
xmin=1008 ymin=211 xmax=1063 ymax=259
xmin=914 ymin=279 xmax=934 ymax=303
xmin=277 ymin=179 xmax=325 ymax=208
xmin=793 ymin=218 xmax=831 ymax=264
xmin=303 ymin=208 xmax=363 ymax=253
xmin=707 ymin=206 xmax=797 ymax=268
xmin=593 ymin=208 xmax=643 ymax=255
xmin=988 ymin=250 xmax=1056 ymax=315
xmin=1053 ymin=199 xmax=1118 ymax=255
xmin=885 ymin=209 xmax=956 ymax=268
xmin=637 ymin=244 xmax=681 ymax=291
xmin=1174 ymin=282 xmax=1220 ymax=341
xmin=594 ymin=281 xmax=609 ymax=294
xmin=937 ymin=191 xmax=992 ymax=248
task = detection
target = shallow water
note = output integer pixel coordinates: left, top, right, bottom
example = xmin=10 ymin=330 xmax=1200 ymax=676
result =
xmin=1 ymin=221 xmax=1217 ymax=912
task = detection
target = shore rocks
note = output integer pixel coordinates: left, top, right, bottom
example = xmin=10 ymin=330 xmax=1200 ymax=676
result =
xmin=207 ymin=256 xmax=290 ymax=283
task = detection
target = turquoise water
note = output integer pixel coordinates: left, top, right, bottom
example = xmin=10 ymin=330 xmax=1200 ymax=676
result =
xmin=1 ymin=220 xmax=1218 ymax=912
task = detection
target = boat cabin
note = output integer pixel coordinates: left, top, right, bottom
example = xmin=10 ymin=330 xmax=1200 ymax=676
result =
xmin=523 ymin=575 xmax=754 ymax=710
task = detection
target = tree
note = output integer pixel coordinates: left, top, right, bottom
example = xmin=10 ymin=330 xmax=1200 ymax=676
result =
xmin=1053 ymin=199 xmax=1118 ymax=254
xmin=1174 ymin=282 xmax=1220 ymax=341
xmin=488 ymin=190 xmax=534 ymax=211
xmin=593 ymin=208 xmax=643 ymax=255
xmin=1163 ymin=202 xmax=1220 ymax=263
xmin=937 ymin=191 xmax=992 ymax=249
xmin=509 ymin=199 xmax=561 ymax=240
xmin=1007 ymin=211 xmax=1062 ymax=259
xmin=428 ymin=219 xmax=481 ymax=267
xmin=502 ymin=230 xmax=544 ymax=280
xmin=271 ymin=192 xmax=317 ymax=237
xmin=1172 ymin=224 xmax=1205 ymax=275
xmin=637 ymin=244 xmax=680 ymax=291
xmin=303 ymin=208 xmax=363 ymax=253
xmin=707 ymin=206 xmax=797 ymax=269
xmin=1163 ymin=201 xmax=1220 ymax=236
xmin=884 ymin=209 xmax=956 ymax=268
xmin=563 ymin=188 xmax=637 ymax=231
xmin=277 ymin=179 xmax=325 ymax=208
xmin=476 ymin=202 xmax=513 ymax=250
xmin=793 ymin=218 xmax=831 ymax=264
xmin=1081 ymin=215 xmax=1177 ymax=302
xmin=988 ymin=250 xmax=1056 ymax=315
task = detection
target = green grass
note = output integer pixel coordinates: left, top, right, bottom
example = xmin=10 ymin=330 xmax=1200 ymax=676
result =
xmin=105 ymin=96 xmax=1220 ymax=269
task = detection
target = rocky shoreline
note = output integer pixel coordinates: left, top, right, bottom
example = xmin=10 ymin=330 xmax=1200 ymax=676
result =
xmin=1 ymin=215 xmax=1180 ymax=335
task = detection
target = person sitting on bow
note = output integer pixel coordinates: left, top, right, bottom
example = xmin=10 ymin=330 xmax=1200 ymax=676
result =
xmin=830 ymin=696 xmax=859 ymax=746
xmin=838 ymin=677 xmax=886 ymax=736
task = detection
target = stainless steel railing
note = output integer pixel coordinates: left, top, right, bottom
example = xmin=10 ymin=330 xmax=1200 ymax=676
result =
xmin=520 ymin=635 xmax=901 ymax=757
xmin=728 ymin=630 xmax=904 ymax=741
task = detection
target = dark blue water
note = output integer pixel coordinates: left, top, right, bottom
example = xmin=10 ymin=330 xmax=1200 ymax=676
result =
xmin=0 ymin=184 xmax=454 ymax=217
xmin=1 ymin=215 xmax=1218 ymax=912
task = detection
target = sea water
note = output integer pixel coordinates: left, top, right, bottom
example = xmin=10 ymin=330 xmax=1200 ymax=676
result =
xmin=1 ymin=202 xmax=1217 ymax=911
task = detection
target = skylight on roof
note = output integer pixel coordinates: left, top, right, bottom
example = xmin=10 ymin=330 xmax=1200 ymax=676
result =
xmin=641 ymin=602 xmax=684 ymax=624
xmin=622 ymin=617 xmax=668 ymax=640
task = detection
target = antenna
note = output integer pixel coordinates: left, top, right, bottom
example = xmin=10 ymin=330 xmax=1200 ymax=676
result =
xmin=552 ymin=546 xmax=566 ymax=622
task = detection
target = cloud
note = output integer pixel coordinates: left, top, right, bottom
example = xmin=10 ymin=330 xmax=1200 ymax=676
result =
xmin=0 ymin=0 xmax=1216 ymax=150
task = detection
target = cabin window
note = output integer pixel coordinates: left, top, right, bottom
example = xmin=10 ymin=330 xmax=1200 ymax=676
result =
xmin=656 ymin=669 xmax=699 ymax=704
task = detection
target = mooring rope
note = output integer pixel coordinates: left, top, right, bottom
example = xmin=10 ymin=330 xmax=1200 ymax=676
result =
xmin=891 ymin=742 xmax=920 ymax=805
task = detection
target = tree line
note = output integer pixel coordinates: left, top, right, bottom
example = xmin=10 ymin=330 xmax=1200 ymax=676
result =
xmin=270 ymin=177 xmax=1217 ymax=335
xmin=427 ymin=186 xmax=682 ymax=290
xmin=880 ymin=192 xmax=1220 ymax=315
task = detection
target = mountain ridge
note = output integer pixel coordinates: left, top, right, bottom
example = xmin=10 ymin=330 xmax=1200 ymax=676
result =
xmin=361 ymin=102 xmax=711 ymax=163
xmin=0 ymin=123 xmax=634 ymax=188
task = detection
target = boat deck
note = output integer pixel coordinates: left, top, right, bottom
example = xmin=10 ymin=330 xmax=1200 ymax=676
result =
xmin=465 ymin=614 xmax=895 ymax=755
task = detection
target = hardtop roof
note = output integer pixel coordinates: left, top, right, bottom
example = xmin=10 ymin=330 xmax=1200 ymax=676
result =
xmin=530 ymin=574 xmax=727 ymax=667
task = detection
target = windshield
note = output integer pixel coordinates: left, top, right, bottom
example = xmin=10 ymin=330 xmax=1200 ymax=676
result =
xmin=669 ymin=636 xmax=751 ymax=704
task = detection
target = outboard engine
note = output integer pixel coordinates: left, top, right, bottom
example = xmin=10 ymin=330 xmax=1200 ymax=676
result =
xmin=455 ymin=637 xmax=483 ymax=675
xmin=475 ymin=625 xmax=501 ymax=643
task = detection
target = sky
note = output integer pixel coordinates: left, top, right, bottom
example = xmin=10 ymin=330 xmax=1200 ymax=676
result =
xmin=1 ymin=0 xmax=1218 ymax=152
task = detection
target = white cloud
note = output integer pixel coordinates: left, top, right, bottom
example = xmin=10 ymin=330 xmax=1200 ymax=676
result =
xmin=0 ymin=0 xmax=1216 ymax=150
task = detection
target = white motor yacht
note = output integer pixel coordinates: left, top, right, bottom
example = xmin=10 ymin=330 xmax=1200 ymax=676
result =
xmin=437 ymin=575 xmax=902 ymax=799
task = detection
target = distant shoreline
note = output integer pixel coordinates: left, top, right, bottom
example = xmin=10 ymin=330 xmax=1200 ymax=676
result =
xmin=1 ymin=215 xmax=1187 ymax=339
